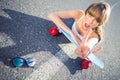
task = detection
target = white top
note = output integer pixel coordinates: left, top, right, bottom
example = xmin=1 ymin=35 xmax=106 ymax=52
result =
xmin=72 ymin=22 xmax=83 ymax=40
xmin=72 ymin=22 xmax=98 ymax=49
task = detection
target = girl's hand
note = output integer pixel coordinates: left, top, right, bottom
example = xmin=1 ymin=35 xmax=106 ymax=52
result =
xmin=75 ymin=28 xmax=102 ymax=59
xmin=75 ymin=45 xmax=90 ymax=59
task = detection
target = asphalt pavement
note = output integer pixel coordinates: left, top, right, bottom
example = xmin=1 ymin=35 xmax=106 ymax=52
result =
xmin=0 ymin=0 xmax=120 ymax=80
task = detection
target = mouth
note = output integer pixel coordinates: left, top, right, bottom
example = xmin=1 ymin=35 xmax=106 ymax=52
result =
xmin=84 ymin=23 xmax=90 ymax=28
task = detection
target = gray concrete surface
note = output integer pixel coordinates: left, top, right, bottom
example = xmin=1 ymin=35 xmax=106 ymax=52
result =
xmin=0 ymin=0 xmax=120 ymax=80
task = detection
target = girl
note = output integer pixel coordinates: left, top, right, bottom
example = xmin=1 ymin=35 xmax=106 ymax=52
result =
xmin=48 ymin=1 xmax=111 ymax=59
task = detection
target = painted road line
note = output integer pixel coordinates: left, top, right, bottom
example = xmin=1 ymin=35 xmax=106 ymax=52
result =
xmin=25 ymin=50 xmax=64 ymax=80
xmin=0 ymin=32 xmax=16 ymax=48
xmin=25 ymin=43 xmax=75 ymax=80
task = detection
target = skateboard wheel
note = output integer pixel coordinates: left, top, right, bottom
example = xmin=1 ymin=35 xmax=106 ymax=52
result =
xmin=26 ymin=58 xmax=36 ymax=67
xmin=81 ymin=59 xmax=91 ymax=69
xmin=49 ymin=27 xmax=58 ymax=36
xmin=12 ymin=57 xmax=24 ymax=67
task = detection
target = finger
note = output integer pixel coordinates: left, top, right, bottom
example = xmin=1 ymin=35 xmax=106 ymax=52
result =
xmin=75 ymin=47 xmax=82 ymax=55
xmin=81 ymin=51 xmax=90 ymax=59
xmin=92 ymin=46 xmax=103 ymax=54
xmin=82 ymin=28 xmax=92 ymax=44
xmin=77 ymin=47 xmax=90 ymax=59
xmin=75 ymin=47 xmax=84 ymax=58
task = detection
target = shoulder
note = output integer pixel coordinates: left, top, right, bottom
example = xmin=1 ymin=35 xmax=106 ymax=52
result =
xmin=72 ymin=10 xmax=85 ymax=21
xmin=72 ymin=10 xmax=84 ymax=15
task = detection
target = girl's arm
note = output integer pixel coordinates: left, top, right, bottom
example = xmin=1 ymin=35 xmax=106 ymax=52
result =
xmin=48 ymin=10 xmax=84 ymax=44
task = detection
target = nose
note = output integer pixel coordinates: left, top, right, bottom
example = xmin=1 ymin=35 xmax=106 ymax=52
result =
xmin=89 ymin=18 xmax=95 ymax=24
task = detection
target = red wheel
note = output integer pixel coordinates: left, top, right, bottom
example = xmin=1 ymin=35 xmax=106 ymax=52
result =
xmin=49 ymin=27 xmax=59 ymax=36
xmin=81 ymin=59 xmax=91 ymax=69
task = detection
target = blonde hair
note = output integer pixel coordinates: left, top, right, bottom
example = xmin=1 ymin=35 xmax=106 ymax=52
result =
xmin=85 ymin=1 xmax=111 ymax=43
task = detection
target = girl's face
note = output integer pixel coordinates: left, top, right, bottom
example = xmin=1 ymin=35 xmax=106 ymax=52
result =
xmin=82 ymin=13 xmax=99 ymax=30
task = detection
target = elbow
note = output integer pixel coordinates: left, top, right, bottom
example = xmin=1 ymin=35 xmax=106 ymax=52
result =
xmin=48 ymin=13 xmax=52 ymax=19
xmin=48 ymin=13 xmax=56 ymax=20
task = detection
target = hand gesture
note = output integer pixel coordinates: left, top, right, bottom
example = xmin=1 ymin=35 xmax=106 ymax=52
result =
xmin=75 ymin=28 xmax=103 ymax=59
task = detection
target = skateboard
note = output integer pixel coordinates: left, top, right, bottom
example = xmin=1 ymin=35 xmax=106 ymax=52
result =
xmin=49 ymin=27 xmax=104 ymax=69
